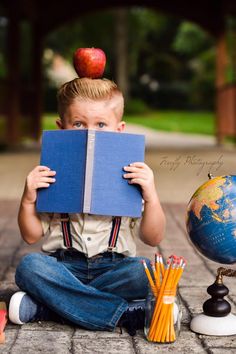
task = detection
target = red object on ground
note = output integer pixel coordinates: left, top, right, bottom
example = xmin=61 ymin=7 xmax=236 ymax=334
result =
xmin=0 ymin=305 xmax=7 ymax=344
xmin=73 ymin=48 xmax=106 ymax=79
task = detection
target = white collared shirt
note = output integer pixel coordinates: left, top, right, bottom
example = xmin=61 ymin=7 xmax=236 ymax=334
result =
xmin=40 ymin=213 xmax=141 ymax=257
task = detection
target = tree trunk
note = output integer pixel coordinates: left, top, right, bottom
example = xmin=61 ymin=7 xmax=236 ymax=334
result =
xmin=30 ymin=21 xmax=44 ymax=141
xmin=5 ymin=6 xmax=21 ymax=146
xmin=114 ymin=8 xmax=129 ymax=101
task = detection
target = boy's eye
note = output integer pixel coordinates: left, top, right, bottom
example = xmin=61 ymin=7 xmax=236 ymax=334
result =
xmin=98 ymin=122 xmax=106 ymax=128
xmin=73 ymin=122 xmax=82 ymax=128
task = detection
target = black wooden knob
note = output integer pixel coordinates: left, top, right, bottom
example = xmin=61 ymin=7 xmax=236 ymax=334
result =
xmin=203 ymin=281 xmax=231 ymax=317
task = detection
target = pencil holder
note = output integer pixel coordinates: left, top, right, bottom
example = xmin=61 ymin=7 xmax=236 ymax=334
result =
xmin=142 ymin=255 xmax=185 ymax=343
xmin=144 ymin=287 xmax=182 ymax=343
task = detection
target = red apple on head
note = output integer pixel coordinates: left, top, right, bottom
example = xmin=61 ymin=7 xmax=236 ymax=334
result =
xmin=73 ymin=48 xmax=106 ymax=79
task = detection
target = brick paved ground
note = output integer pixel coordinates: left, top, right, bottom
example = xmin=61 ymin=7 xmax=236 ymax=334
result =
xmin=0 ymin=200 xmax=236 ymax=353
xmin=0 ymin=125 xmax=236 ymax=353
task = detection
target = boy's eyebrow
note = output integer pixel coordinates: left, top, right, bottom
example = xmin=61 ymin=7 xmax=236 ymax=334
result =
xmin=71 ymin=116 xmax=86 ymax=121
xmin=94 ymin=117 xmax=109 ymax=121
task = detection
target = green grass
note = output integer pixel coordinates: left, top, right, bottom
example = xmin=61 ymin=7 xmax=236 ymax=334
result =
xmin=42 ymin=110 xmax=215 ymax=135
xmin=43 ymin=114 xmax=59 ymax=130
xmin=124 ymin=110 xmax=215 ymax=135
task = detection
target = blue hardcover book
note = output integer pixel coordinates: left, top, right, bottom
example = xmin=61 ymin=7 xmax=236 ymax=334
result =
xmin=36 ymin=130 xmax=145 ymax=217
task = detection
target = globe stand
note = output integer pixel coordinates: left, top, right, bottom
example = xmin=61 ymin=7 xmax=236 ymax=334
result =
xmin=191 ymin=268 xmax=236 ymax=336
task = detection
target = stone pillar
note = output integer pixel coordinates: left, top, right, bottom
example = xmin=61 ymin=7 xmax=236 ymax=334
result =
xmin=216 ymin=21 xmax=236 ymax=144
xmin=30 ymin=22 xmax=44 ymax=141
xmin=5 ymin=8 xmax=21 ymax=146
xmin=114 ymin=7 xmax=129 ymax=101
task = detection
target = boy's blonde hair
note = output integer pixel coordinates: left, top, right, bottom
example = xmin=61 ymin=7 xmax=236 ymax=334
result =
xmin=57 ymin=78 xmax=124 ymax=121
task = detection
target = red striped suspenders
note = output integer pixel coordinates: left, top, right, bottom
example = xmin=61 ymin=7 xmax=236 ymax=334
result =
xmin=60 ymin=213 xmax=73 ymax=248
xmin=107 ymin=217 xmax=122 ymax=251
xmin=60 ymin=214 xmax=121 ymax=251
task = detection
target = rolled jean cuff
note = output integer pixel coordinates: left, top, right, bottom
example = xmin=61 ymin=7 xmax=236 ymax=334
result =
xmin=108 ymin=301 xmax=128 ymax=330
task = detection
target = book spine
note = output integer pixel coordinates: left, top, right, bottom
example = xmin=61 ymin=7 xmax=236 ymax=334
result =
xmin=83 ymin=130 xmax=96 ymax=213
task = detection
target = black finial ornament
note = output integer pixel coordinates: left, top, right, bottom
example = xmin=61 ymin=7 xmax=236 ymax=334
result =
xmin=203 ymin=273 xmax=231 ymax=317
xmin=208 ymin=173 xmax=214 ymax=179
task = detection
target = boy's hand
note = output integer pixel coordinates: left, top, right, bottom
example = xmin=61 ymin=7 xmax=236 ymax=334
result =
xmin=23 ymin=166 xmax=56 ymax=204
xmin=123 ymin=162 xmax=157 ymax=203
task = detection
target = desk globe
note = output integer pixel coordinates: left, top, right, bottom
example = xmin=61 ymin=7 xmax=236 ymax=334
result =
xmin=186 ymin=174 xmax=236 ymax=264
xmin=186 ymin=174 xmax=236 ymax=335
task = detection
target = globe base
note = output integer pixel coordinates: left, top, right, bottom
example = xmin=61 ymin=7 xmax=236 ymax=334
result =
xmin=190 ymin=313 xmax=236 ymax=336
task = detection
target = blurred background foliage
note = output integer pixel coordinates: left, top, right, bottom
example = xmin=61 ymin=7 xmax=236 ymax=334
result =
xmin=43 ymin=8 xmax=216 ymax=113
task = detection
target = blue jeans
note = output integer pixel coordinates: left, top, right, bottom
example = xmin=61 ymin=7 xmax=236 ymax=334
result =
xmin=15 ymin=250 xmax=150 ymax=331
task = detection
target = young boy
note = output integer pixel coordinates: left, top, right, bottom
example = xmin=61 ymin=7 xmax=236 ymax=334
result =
xmin=9 ymin=78 xmax=165 ymax=335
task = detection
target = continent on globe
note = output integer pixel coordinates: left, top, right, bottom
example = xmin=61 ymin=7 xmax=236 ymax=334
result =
xmin=186 ymin=175 xmax=236 ymax=264
xmin=190 ymin=177 xmax=226 ymax=221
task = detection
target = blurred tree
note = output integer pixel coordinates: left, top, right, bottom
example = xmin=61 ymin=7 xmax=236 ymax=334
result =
xmin=173 ymin=22 xmax=213 ymax=55
xmin=114 ymin=8 xmax=129 ymax=99
xmin=172 ymin=22 xmax=215 ymax=109
xmin=225 ymin=16 xmax=236 ymax=84
xmin=0 ymin=16 xmax=7 ymax=78
xmin=44 ymin=8 xmax=216 ymax=110
xmin=130 ymin=9 xmax=189 ymax=108
xmin=45 ymin=10 xmax=115 ymax=77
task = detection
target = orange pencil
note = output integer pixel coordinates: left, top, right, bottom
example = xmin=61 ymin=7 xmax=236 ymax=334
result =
xmin=155 ymin=253 xmax=160 ymax=287
xmin=142 ymin=260 xmax=156 ymax=296
xmin=159 ymin=254 xmax=165 ymax=279
xmin=154 ymin=259 xmax=176 ymax=342
xmin=148 ymin=260 xmax=171 ymax=339
xmin=151 ymin=261 xmax=160 ymax=294
xmin=143 ymin=254 xmax=186 ymax=343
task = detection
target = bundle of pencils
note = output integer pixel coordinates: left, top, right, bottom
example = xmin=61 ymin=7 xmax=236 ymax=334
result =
xmin=142 ymin=254 xmax=186 ymax=343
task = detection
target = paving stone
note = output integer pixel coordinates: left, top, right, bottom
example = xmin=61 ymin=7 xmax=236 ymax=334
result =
xmin=136 ymin=236 xmax=156 ymax=260
xmin=73 ymin=327 xmax=130 ymax=338
xmin=21 ymin=321 xmax=74 ymax=332
xmin=133 ymin=329 xmax=207 ymax=353
xmin=1 ymin=266 xmax=17 ymax=283
xmin=159 ymin=236 xmax=191 ymax=251
xmin=180 ymin=287 xmax=209 ymax=315
xmin=0 ymin=202 xmax=18 ymax=217
xmin=208 ymin=348 xmax=236 ymax=354
xmin=0 ymin=329 xmax=18 ymax=353
xmin=4 ymin=218 xmax=19 ymax=230
xmin=178 ymin=299 xmax=191 ymax=325
xmin=14 ymin=241 xmax=42 ymax=260
xmin=203 ymin=258 xmax=229 ymax=277
xmin=1 ymin=146 xmax=236 ymax=352
xmin=13 ymin=246 xmax=42 ymax=266
xmin=0 ymin=200 xmax=221 ymax=353
xmin=0 ymin=246 xmax=20 ymax=260
xmin=10 ymin=330 xmax=73 ymax=354
xmin=0 ymin=217 xmax=11 ymax=230
xmin=73 ymin=337 xmax=135 ymax=354
xmin=180 ymin=264 xmax=215 ymax=287
xmin=161 ymin=248 xmax=204 ymax=266
xmin=160 ymin=221 xmax=191 ymax=251
xmin=200 ymin=334 xmax=236 ymax=348
xmin=0 ymin=225 xmax=20 ymax=240
xmin=0 ymin=280 xmax=18 ymax=293
xmin=227 ymin=294 xmax=236 ymax=312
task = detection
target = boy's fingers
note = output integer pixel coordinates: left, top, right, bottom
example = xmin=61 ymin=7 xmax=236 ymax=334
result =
xmin=123 ymin=168 xmax=147 ymax=175
xmin=128 ymin=178 xmax=143 ymax=185
xmin=40 ymin=177 xmax=56 ymax=183
xmin=39 ymin=170 xmax=56 ymax=177
xmin=129 ymin=162 xmax=146 ymax=168
xmin=124 ymin=164 xmax=148 ymax=173
xmin=37 ymin=182 xmax=50 ymax=188
xmin=36 ymin=166 xmax=51 ymax=171
xmin=123 ymin=172 xmax=147 ymax=179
